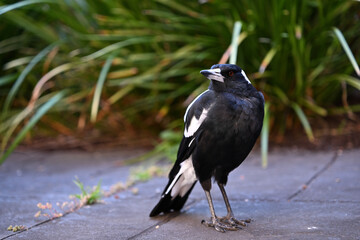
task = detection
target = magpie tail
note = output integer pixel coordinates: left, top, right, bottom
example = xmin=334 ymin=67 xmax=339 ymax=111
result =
xmin=150 ymin=151 xmax=197 ymax=217
xmin=149 ymin=181 xmax=196 ymax=217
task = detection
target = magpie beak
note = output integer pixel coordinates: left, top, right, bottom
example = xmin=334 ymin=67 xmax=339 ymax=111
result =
xmin=200 ymin=68 xmax=224 ymax=82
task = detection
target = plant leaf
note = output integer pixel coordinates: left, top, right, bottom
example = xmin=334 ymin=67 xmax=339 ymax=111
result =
xmin=90 ymin=55 xmax=115 ymax=123
xmin=261 ymin=102 xmax=270 ymax=168
xmin=3 ymin=42 xmax=59 ymax=114
xmin=333 ymin=27 xmax=360 ymax=76
xmin=291 ymin=102 xmax=314 ymax=142
xmin=0 ymin=0 xmax=56 ymax=15
xmin=0 ymin=91 xmax=65 ymax=164
xmin=0 ymin=74 xmax=17 ymax=87
xmin=229 ymin=21 xmax=242 ymax=65
xmin=259 ymin=47 xmax=277 ymax=74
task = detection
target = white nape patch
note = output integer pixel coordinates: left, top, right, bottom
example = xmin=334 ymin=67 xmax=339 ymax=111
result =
xmin=184 ymin=106 xmax=210 ymax=138
xmin=241 ymin=70 xmax=251 ymax=84
xmin=184 ymin=90 xmax=209 ymax=122
xmin=169 ymin=157 xmax=196 ymax=198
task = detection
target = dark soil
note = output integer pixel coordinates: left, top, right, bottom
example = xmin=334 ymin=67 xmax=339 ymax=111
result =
xmin=18 ymin=114 xmax=360 ymax=152
xmin=269 ymin=114 xmax=360 ymax=151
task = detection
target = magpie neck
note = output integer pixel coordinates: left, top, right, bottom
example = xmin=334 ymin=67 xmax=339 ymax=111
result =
xmin=209 ymin=81 xmax=255 ymax=96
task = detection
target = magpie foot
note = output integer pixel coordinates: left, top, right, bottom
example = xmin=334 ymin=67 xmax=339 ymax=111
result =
xmin=219 ymin=215 xmax=251 ymax=227
xmin=201 ymin=217 xmax=241 ymax=232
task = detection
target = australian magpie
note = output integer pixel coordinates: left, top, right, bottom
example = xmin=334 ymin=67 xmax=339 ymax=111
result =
xmin=149 ymin=64 xmax=264 ymax=232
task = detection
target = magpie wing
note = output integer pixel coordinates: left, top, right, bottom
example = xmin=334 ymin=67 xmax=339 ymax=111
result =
xmin=149 ymin=90 xmax=214 ymax=216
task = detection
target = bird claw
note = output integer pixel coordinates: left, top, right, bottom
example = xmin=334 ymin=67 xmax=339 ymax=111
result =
xmin=201 ymin=217 xmax=242 ymax=233
xmin=219 ymin=215 xmax=251 ymax=227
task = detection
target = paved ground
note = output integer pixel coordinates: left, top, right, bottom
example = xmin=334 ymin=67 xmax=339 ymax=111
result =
xmin=0 ymin=148 xmax=359 ymax=240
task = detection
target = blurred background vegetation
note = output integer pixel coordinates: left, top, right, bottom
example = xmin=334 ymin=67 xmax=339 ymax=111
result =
xmin=1 ymin=0 xmax=359 ymax=164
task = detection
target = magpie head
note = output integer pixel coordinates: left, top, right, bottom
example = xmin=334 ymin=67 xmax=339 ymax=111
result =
xmin=200 ymin=64 xmax=251 ymax=92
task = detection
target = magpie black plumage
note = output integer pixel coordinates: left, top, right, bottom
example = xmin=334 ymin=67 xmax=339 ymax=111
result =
xmin=149 ymin=64 xmax=264 ymax=232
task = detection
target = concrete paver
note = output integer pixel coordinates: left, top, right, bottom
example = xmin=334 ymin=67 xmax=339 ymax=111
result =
xmin=147 ymin=201 xmax=360 ymax=240
xmin=0 ymin=148 xmax=359 ymax=240
xmin=294 ymin=150 xmax=360 ymax=202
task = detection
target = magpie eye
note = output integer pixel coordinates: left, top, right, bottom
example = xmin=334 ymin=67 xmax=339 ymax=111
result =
xmin=228 ymin=71 xmax=234 ymax=77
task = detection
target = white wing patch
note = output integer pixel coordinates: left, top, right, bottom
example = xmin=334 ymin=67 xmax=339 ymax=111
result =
xmin=167 ymin=157 xmax=197 ymax=199
xmin=184 ymin=90 xmax=209 ymax=122
xmin=184 ymin=106 xmax=210 ymax=138
xmin=241 ymin=70 xmax=251 ymax=84
xmin=188 ymin=138 xmax=195 ymax=147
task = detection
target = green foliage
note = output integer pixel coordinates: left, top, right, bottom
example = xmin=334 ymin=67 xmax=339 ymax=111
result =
xmin=0 ymin=0 xmax=359 ymax=163
xmin=73 ymin=178 xmax=102 ymax=205
xmin=261 ymin=103 xmax=270 ymax=168
xmin=129 ymin=165 xmax=168 ymax=182
xmin=91 ymin=54 xmax=115 ymax=123
xmin=154 ymin=129 xmax=183 ymax=162
xmin=0 ymin=91 xmax=65 ymax=164
xmin=333 ymin=27 xmax=360 ymax=76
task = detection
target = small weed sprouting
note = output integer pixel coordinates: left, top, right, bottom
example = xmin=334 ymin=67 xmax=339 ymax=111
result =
xmin=129 ymin=165 xmax=168 ymax=183
xmin=34 ymin=202 xmax=64 ymax=219
xmin=34 ymin=167 xmax=167 ymax=221
xmin=7 ymin=225 xmax=27 ymax=232
xmin=102 ymin=165 xmax=169 ymax=198
xmin=35 ymin=178 xmax=102 ymax=220
xmin=73 ymin=178 xmax=102 ymax=205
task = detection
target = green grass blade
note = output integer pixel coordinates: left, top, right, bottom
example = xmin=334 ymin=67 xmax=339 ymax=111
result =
xmin=326 ymin=74 xmax=360 ymax=90
xmin=302 ymin=99 xmax=327 ymax=116
xmin=261 ymin=102 xmax=270 ymax=169
xmin=3 ymin=56 xmax=32 ymax=70
xmin=0 ymin=74 xmax=17 ymax=87
xmin=259 ymin=47 xmax=277 ymax=73
xmin=90 ymin=55 xmax=114 ymax=123
xmin=0 ymin=91 xmax=65 ymax=165
xmin=73 ymin=178 xmax=87 ymax=196
xmin=230 ymin=21 xmax=242 ymax=64
xmin=271 ymin=86 xmax=289 ymax=104
xmin=3 ymin=11 xmax=58 ymax=43
xmin=3 ymin=42 xmax=59 ymax=114
xmin=81 ymin=38 xmax=150 ymax=62
xmin=0 ymin=107 xmax=32 ymax=139
xmin=29 ymin=62 xmax=79 ymax=107
xmin=329 ymin=104 xmax=360 ymax=115
xmin=108 ymin=85 xmax=134 ymax=105
xmin=333 ymin=27 xmax=360 ymax=76
xmin=155 ymin=0 xmax=201 ymax=17
xmin=0 ymin=92 xmax=64 ymax=137
xmin=339 ymin=75 xmax=360 ymax=90
xmin=291 ymin=102 xmax=314 ymax=142
xmin=0 ymin=0 xmax=55 ymax=15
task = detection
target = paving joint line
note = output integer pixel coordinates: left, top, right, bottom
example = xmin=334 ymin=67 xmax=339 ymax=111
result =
xmin=287 ymin=150 xmax=340 ymax=201
xmin=0 ymin=153 xmax=57 ymax=240
xmin=127 ymin=213 xmax=179 ymax=240
xmin=291 ymin=199 xmax=360 ymax=204
xmin=1 ymin=218 xmax=53 ymax=240
xmin=127 ymin=199 xmax=200 ymax=240
xmin=0 ymin=173 xmax=154 ymax=239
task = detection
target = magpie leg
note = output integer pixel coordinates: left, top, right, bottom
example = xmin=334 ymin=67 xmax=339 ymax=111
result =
xmin=200 ymin=180 xmax=239 ymax=232
xmin=218 ymin=183 xmax=251 ymax=227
